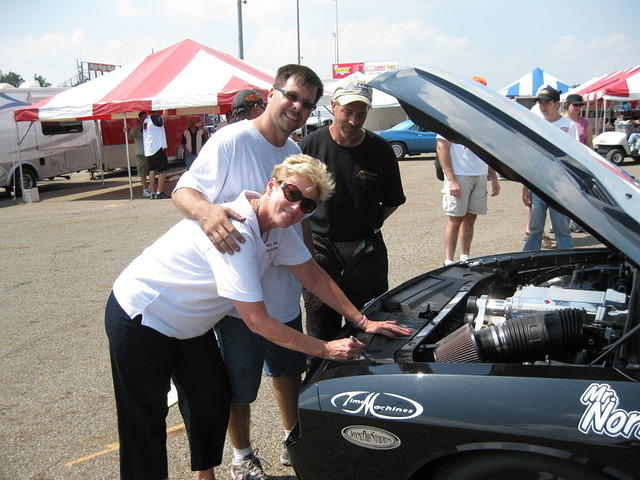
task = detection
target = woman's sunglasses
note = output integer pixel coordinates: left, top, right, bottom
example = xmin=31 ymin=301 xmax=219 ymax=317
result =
xmin=278 ymin=181 xmax=317 ymax=214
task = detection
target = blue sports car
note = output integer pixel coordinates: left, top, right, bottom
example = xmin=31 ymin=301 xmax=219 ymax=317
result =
xmin=376 ymin=119 xmax=436 ymax=159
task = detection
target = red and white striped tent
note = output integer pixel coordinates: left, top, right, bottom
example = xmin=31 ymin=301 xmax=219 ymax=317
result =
xmin=573 ymin=66 xmax=640 ymax=102
xmin=566 ymin=66 xmax=640 ymax=134
xmin=12 ymin=39 xmax=275 ymax=199
xmin=14 ymin=38 xmax=275 ymax=122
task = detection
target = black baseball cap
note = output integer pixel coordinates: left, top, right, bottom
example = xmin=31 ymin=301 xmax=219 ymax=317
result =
xmin=536 ymin=86 xmax=560 ymax=102
xmin=565 ymin=94 xmax=585 ymax=105
xmin=231 ymin=89 xmax=264 ymax=114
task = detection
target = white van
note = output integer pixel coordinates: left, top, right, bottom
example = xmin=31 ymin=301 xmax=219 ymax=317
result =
xmin=0 ymin=87 xmax=100 ymax=194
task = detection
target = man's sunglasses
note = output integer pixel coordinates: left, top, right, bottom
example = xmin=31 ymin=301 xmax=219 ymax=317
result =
xmin=279 ymin=181 xmax=317 ymax=214
xmin=274 ymin=87 xmax=316 ymax=111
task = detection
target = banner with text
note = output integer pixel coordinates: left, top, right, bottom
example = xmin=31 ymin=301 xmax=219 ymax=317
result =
xmin=332 ymin=63 xmax=365 ymax=79
xmin=332 ymin=61 xmax=398 ymax=79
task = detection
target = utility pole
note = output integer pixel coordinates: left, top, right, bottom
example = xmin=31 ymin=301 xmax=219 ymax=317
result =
xmin=296 ymin=0 xmax=301 ymax=64
xmin=237 ymin=0 xmax=246 ymax=59
xmin=334 ymin=0 xmax=339 ymax=64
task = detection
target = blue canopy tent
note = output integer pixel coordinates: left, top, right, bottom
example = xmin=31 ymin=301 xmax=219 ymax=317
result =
xmin=499 ymin=67 xmax=571 ymax=98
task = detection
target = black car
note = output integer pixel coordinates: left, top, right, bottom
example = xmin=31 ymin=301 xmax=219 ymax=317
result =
xmin=287 ymin=67 xmax=640 ymax=480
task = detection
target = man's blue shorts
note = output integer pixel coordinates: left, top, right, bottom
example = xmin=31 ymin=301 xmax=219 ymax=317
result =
xmin=214 ymin=314 xmax=306 ymax=403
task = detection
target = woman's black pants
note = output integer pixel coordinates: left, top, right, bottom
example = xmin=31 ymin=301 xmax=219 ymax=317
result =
xmin=105 ymin=292 xmax=230 ymax=480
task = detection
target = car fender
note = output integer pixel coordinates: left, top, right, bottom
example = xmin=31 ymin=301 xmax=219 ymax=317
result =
xmin=415 ymin=445 xmax=630 ymax=480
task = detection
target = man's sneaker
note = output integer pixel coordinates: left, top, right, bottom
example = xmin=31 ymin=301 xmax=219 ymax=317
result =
xmin=280 ymin=441 xmax=292 ymax=466
xmin=230 ymin=450 xmax=269 ymax=480
xmin=152 ymin=192 xmax=170 ymax=199
xmin=142 ymin=188 xmax=152 ymax=198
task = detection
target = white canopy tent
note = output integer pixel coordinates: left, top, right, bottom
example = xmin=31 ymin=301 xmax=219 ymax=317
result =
xmin=13 ymin=39 xmax=275 ymax=199
xmin=317 ymin=72 xmax=406 ymax=131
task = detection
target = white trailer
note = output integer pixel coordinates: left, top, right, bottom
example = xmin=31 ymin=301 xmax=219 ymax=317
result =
xmin=0 ymin=86 xmax=100 ymax=194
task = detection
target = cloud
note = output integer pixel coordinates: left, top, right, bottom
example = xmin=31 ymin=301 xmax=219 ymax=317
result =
xmin=115 ymin=0 xmax=147 ymax=17
xmin=549 ymin=32 xmax=635 ymax=83
xmin=0 ymin=27 xmax=162 ymax=85
xmin=245 ymin=16 xmax=481 ymax=82
xmin=162 ymin=0 xmax=235 ymax=21
xmin=0 ymin=31 xmax=86 ymax=82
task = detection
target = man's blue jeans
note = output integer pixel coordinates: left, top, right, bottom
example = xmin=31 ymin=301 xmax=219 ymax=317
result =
xmin=523 ymin=193 xmax=573 ymax=251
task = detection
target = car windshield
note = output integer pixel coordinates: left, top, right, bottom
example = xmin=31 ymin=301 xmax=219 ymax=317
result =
xmin=392 ymin=121 xmax=411 ymax=130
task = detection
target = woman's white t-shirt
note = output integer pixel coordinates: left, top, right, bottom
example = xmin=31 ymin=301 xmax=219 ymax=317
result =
xmin=113 ymin=191 xmax=311 ymax=339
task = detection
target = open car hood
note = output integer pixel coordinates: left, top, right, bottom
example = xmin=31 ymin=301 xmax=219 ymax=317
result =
xmin=369 ymin=67 xmax=640 ymax=268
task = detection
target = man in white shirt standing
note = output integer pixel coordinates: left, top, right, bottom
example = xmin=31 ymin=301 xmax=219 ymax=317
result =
xmin=437 ymin=75 xmax=500 ymax=265
xmin=172 ymin=64 xmax=324 ymax=480
xmin=523 ymin=86 xmax=578 ymax=251
xmin=143 ymin=110 xmax=170 ymax=199
xmin=438 ymin=138 xmax=500 ymax=265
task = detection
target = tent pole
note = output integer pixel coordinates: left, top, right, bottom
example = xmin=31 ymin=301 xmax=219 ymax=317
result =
xmin=123 ymin=114 xmax=133 ymax=200
xmin=602 ymin=99 xmax=607 ymax=134
xmin=13 ymin=121 xmax=34 ymax=204
xmin=94 ymin=119 xmax=105 ymax=188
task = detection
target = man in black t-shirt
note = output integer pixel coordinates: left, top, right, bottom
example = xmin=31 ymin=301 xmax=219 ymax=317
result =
xmin=298 ymin=77 xmax=406 ymax=341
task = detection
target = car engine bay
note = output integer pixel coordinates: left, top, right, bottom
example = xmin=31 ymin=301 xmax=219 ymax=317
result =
xmin=362 ymin=249 xmax=640 ymax=371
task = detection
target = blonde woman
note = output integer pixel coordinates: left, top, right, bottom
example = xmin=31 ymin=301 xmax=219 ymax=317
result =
xmin=105 ymin=154 xmax=410 ymax=480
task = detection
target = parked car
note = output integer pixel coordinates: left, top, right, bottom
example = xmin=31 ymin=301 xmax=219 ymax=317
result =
xmin=593 ymin=120 xmax=640 ymax=165
xmin=376 ymin=119 xmax=436 ymax=159
xmin=287 ymin=66 xmax=640 ymax=480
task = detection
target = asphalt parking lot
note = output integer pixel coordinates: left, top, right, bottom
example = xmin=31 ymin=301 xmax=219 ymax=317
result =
xmin=1 ymin=156 xmax=638 ymax=480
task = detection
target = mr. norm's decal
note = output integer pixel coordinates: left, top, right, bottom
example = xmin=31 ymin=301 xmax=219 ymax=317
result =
xmin=578 ymin=383 xmax=640 ymax=439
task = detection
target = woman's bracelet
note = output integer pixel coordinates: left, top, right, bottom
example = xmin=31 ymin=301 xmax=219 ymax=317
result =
xmin=356 ymin=315 xmax=367 ymax=329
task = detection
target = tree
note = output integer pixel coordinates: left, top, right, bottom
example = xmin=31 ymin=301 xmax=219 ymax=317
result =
xmin=0 ymin=70 xmax=25 ymax=87
xmin=34 ymin=74 xmax=51 ymax=87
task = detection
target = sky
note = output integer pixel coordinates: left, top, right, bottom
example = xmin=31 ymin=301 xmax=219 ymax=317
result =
xmin=1 ymin=0 xmax=638 ymax=91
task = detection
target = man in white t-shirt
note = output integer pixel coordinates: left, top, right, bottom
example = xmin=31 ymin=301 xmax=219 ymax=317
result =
xmin=437 ymin=76 xmax=500 ymax=266
xmin=523 ymin=86 xmax=578 ymax=251
xmin=437 ymin=138 xmax=500 ymax=265
xmin=172 ymin=64 xmax=324 ymax=478
xmin=143 ymin=110 xmax=170 ymax=199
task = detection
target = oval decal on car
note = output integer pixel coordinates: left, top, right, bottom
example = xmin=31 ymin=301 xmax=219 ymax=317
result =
xmin=341 ymin=425 xmax=401 ymax=450
xmin=331 ymin=391 xmax=424 ymax=420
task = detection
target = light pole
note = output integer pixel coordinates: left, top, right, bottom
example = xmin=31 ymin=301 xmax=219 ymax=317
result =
xmin=333 ymin=0 xmax=339 ymax=64
xmin=296 ymin=0 xmax=301 ymax=64
xmin=237 ymin=0 xmax=246 ymax=59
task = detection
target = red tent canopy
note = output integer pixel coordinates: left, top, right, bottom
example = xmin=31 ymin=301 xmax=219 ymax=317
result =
xmin=574 ymin=66 xmax=640 ymax=102
xmin=14 ymin=39 xmax=275 ymax=122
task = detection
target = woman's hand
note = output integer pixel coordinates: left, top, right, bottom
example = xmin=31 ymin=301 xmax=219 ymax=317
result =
xmin=362 ymin=320 xmax=412 ymax=339
xmin=323 ymin=337 xmax=365 ymax=361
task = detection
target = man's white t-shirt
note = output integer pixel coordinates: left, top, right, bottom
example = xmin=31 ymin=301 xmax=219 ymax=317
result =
xmin=530 ymin=104 xmax=579 ymax=140
xmin=174 ymin=119 xmax=304 ymax=323
xmin=143 ymin=115 xmax=168 ymax=157
xmin=113 ymin=192 xmax=311 ymax=339
xmin=551 ymin=115 xmax=578 ymax=140
xmin=436 ymin=134 xmax=488 ymax=176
